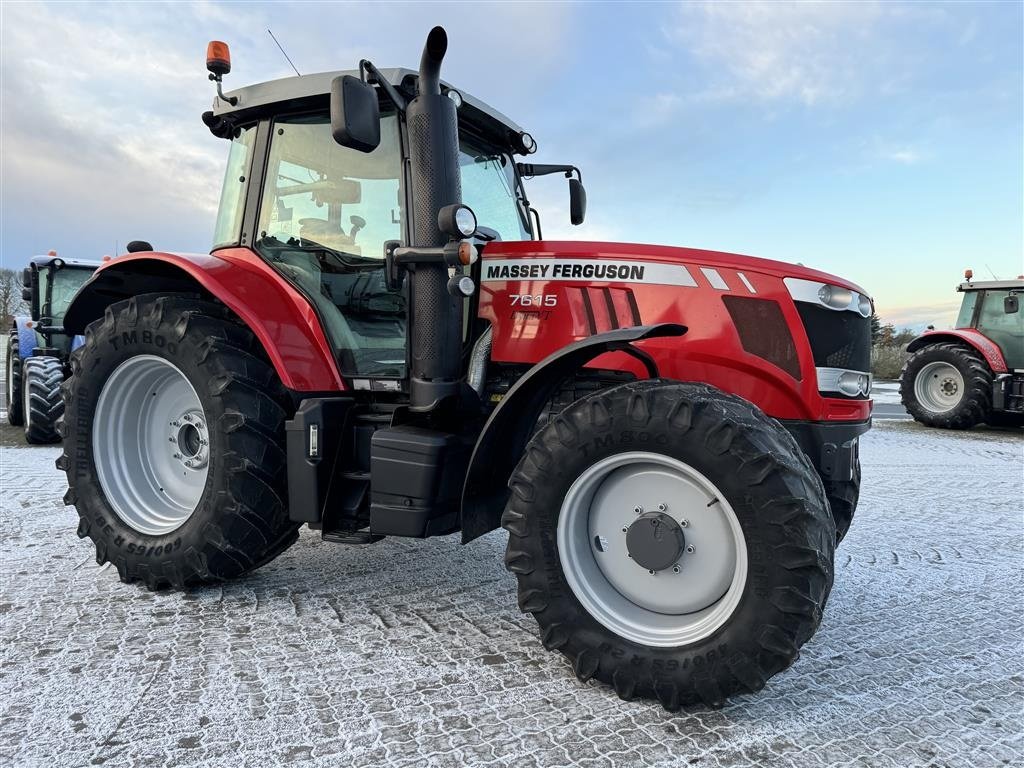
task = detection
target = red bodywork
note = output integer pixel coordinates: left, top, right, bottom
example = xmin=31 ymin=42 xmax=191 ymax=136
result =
xmin=102 ymin=249 xmax=345 ymax=391
xmin=89 ymin=242 xmax=871 ymax=423
xmin=478 ymin=241 xmax=870 ymax=423
xmin=906 ymin=329 xmax=1008 ymax=373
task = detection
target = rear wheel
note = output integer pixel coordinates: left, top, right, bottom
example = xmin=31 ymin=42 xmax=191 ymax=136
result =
xmin=22 ymin=356 xmax=64 ymax=444
xmin=900 ymin=342 xmax=992 ymax=429
xmin=6 ymin=327 xmax=24 ymax=426
xmin=503 ymin=380 xmax=835 ymax=709
xmin=58 ymin=294 xmax=300 ymax=589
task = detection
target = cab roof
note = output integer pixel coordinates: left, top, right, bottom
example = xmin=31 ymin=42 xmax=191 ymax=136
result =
xmin=211 ymin=68 xmax=526 ymax=136
xmin=958 ymin=279 xmax=1024 ymax=292
xmin=30 ymin=255 xmax=102 ymax=269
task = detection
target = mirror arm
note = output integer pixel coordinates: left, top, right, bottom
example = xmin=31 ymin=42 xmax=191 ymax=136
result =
xmin=517 ymin=163 xmax=582 ymax=182
xmin=360 ymin=60 xmax=407 ymax=113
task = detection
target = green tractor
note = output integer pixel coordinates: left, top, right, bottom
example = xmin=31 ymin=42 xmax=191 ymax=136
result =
xmin=7 ymin=253 xmax=99 ymax=443
xmin=900 ymin=271 xmax=1024 ymax=428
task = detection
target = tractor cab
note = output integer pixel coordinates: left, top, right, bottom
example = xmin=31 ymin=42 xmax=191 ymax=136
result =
xmin=203 ymin=50 xmax=581 ymax=388
xmin=954 ymin=274 xmax=1024 ymax=370
xmin=20 ymin=253 xmax=99 ymax=356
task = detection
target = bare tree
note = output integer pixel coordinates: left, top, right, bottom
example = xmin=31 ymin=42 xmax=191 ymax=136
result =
xmin=0 ymin=268 xmax=27 ymax=329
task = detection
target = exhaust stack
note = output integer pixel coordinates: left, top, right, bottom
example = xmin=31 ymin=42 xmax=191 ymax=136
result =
xmin=405 ymin=26 xmax=464 ymax=410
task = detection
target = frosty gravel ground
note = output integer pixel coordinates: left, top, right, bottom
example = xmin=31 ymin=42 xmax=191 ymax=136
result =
xmin=1 ymin=418 xmax=1021 ymax=767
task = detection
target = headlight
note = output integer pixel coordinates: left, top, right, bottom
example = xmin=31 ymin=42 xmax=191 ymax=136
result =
xmin=786 ymin=277 xmax=872 ymax=317
xmin=454 ymin=206 xmax=477 ymax=237
xmin=446 ymin=89 xmax=463 ymax=108
xmin=437 ymin=203 xmax=477 ymax=238
xmin=817 ymin=367 xmax=871 ymax=397
xmin=857 ymin=294 xmax=872 ymax=317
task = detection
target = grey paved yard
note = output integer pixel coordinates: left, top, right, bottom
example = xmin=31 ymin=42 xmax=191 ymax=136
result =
xmin=1 ymin=414 xmax=1022 ymax=767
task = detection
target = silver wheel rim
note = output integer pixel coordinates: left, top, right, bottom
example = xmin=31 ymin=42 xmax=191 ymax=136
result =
xmin=557 ymin=451 xmax=747 ymax=647
xmin=914 ymin=361 xmax=964 ymax=413
xmin=93 ymin=355 xmax=209 ymax=535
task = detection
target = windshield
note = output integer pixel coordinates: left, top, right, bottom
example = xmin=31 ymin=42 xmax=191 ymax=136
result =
xmin=459 ymin=142 xmax=530 ymax=241
xmin=43 ymin=266 xmax=94 ymax=321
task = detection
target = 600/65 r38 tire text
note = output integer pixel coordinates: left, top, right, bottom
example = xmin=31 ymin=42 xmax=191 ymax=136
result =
xmin=22 ymin=356 xmax=64 ymax=444
xmin=503 ymin=380 xmax=835 ymax=710
xmin=58 ymin=294 xmax=300 ymax=589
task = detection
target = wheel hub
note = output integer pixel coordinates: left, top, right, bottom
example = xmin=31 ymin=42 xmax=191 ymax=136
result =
xmin=625 ymin=511 xmax=685 ymax=572
xmin=170 ymin=410 xmax=209 ymax=470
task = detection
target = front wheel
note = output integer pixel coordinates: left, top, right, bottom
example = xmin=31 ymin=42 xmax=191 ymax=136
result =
xmin=900 ymin=342 xmax=992 ymax=429
xmin=58 ymin=294 xmax=300 ymax=589
xmin=22 ymin=356 xmax=64 ymax=444
xmin=503 ymin=380 xmax=835 ymax=709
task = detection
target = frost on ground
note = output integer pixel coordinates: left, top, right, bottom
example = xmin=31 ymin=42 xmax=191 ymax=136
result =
xmin=1 ymin=420 xmax=1021 ymax=767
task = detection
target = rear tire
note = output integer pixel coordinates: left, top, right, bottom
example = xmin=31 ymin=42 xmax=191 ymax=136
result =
xmin=58 ymin=294 xmax=300 ymax=589
xmin=6 ymin=327 xmax=24 ymax=426
xmin=503 ymin=380 xmax=835 ymax=709
xmin=900 ymin=342 xmax=992 ymax=429
xmin=22 ymin=356 xmax=64 ymax=444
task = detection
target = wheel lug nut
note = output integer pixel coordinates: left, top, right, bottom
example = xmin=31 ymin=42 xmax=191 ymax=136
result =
xmin=658 ymin=503 xmax=667 ymax=512
xmin=648 ymin=569 xmax=655 ymax=575
xmin=633 ymin=505 xmax=643 ymax=515
xmin=686 ymin=545 xmax=695 ymax=554
xmin=672 ymin=565 xmax=680 ymax=573
xmin=680 ymin=519 xmax=689 ymax=527
xmin=621 ymin=526 xmax=628 ymax=533
xmin=173 ymin=453 xmax=181 ymax=460
xmin=168 ymin=437 xmax=175 ymax=443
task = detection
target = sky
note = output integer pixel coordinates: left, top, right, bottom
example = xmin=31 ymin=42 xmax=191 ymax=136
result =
xmin=1 ymin=1 xmax=1021 ymax=330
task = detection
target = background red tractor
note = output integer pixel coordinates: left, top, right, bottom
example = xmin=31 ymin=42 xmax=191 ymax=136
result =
xmin=901 ymin=271 xmax=1023 ymax=428
xmin=58 ymin=28 xmax=872 ymax=709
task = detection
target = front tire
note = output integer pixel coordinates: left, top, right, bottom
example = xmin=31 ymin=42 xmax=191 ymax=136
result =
xmin=22 ymin=356 xmax=64 ymax=444
xmin=6 ymin=326 xmax=24 ymax=426
xmin=503 ymin=380 xmax=835 ymax=709
xmin=900 ymin=342 xmax=992 ymax=429
xmin=58 ymin=294 xmax=300 ymax=589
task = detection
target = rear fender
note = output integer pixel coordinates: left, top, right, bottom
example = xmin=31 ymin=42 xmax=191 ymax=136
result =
xmin=906 ymin=330 xmax=1007 ymax=374
xmin=63 ymin=249 xmax=345 ymax=391
xmin=12 ymin=316 xmax=38 ymax=359
xmin=460 ymin=323 xmax=686 ymax=543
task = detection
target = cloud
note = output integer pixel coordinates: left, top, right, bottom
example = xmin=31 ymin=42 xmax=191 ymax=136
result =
xmin=880 ymin=299 xmax=962 ymax=331
xmin=0 ymin=2 xmax=576 ymax=260
xmin=663 ymin=1 xmax=888 ymax=107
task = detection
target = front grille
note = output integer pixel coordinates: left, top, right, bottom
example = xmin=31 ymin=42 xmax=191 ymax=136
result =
xmin=796 ymin=304 xmax=871 ymax=372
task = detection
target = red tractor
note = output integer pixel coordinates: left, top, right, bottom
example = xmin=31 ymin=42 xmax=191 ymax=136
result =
xmin=59 ymin=29 xmax=872 ymax=709
xmin=901 ymin=271 xmax=1023 ymax=429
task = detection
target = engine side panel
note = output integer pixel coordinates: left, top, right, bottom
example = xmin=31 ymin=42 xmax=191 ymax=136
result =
xmin=477 ymin=242 xmax=870 ymax=422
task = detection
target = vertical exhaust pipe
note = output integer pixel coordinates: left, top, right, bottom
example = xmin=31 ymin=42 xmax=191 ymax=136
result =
xmin=405 ymin=26 xmax=464 ymax=410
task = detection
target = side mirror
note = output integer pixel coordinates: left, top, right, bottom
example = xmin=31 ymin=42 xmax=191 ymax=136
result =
xmin=21 ymin=287 xmax=32 ymax=302
xmin=1005 ymin=294 xmax=1019 ymax=314
xmin=331 ymin=75 xmax=380 ymax=153
xmin=21 ymin=267 xmax=31 ymax=287
xmin=569 ymin=177 xmax=587 ymax=226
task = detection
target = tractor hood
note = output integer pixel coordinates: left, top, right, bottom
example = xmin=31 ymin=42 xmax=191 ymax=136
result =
xmin=481 ymin=240 xmax=870 ymax=298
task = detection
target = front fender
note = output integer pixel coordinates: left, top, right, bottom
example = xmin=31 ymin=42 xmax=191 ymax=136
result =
xmin=64 ymin=249 xmax=345 ymax=391
xmin=906 ymin=329 xmax=1007 ymax=373
xmin=12 ymin=316 xmax=38 ymax=359
xmin=460 ymin=323 xmax=686 ymax=543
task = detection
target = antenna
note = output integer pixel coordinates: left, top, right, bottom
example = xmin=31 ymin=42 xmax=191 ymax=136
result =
xmin=268 ymin=29 xmax=301 ymax=77
xmin=985 ymin=263 xmax=999 ymax=280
